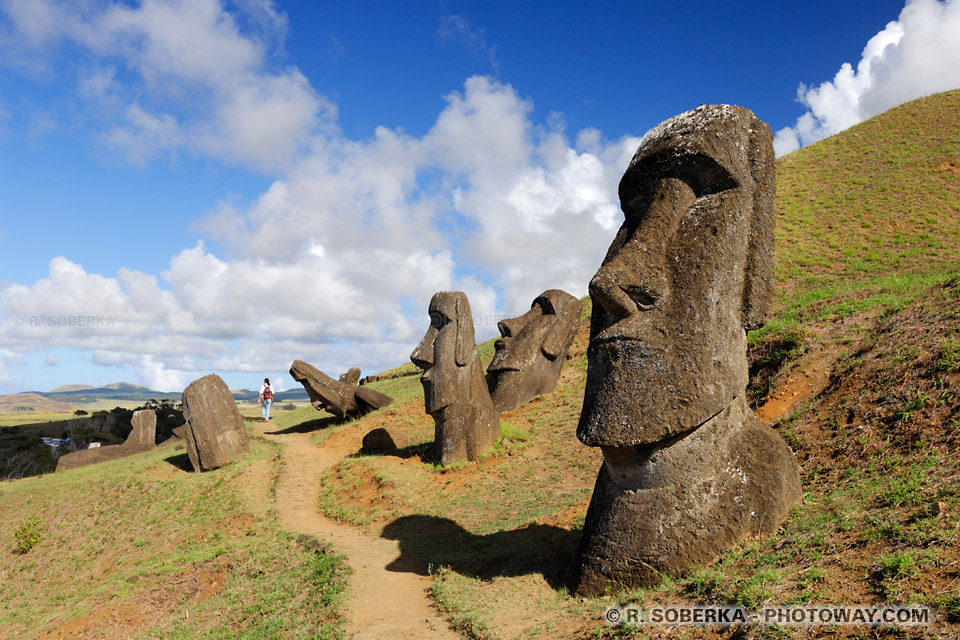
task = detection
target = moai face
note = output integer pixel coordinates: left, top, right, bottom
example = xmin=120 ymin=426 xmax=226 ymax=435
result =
xmin=410 ymin=291 xmax=476 ymax=414
xmin=577 ymin=104 xmax=775 ymax=448
xmin=487 ymin=289 xmax=582 ymax=412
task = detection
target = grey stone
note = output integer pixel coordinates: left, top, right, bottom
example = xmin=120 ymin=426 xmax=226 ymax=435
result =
xmin=362 ymin=427 xmax=411 ymax=452
xmin=339 ymin=367 xmax=362 ymax=386
xmin=124 ymin=409 xmax=156 ymax=448
xmin=486 ymin=289 xmax=582 ymax=412
xmin=176 ymin=373 xmax=251 ymax=472
xmin=290 ymin=360 xmax=393 ymax=419
xmin=411 ymin=291 xmax=500 ymax=465
xmin=573 ymin=105 xmax=801 ymax=596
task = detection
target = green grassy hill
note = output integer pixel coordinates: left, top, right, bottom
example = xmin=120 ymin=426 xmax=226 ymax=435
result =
xmin=1 ymin=90 xmax=957 ymax=639
xmin=0 ymin=436 xmax=347 ymax=639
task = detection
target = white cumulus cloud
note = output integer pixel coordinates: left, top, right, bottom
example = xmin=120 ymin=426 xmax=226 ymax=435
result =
xmin=774 ymin=0 xmax=960 ymax=156
xmin=0 ymin=0 xmax=328 ymax=172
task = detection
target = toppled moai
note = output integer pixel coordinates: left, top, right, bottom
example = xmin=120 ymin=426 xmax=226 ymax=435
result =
xmin=339 ymin=367 xmax=362 ymax=386
xmin=411 ymin=291 xmax=500 ymax=465
xmin=573 ymin=105 xmax=802 ymax=596
xmin=486 ymin=289 xmax=582 ymax=412
xmin=173 ymin=373 xmax=251 ymax=472
xmin=56 ymin=409 xmax=157 ymax=472
xmin=290 ymin=360 xmax=393 ymax=420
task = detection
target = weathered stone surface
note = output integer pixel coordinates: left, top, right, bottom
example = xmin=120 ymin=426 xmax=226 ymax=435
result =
xmin=339 ymin=367 xmax=362 ymax=386
xmin=176 ymin=373 xmax=251 ymax=472
xmin=290 ymin=360 xmax=392 ymax=419
xmin=411 ymin=291 xmax=500 ymax=465
xmin=486 ymin=289 xmax=582 ymax=412
xmin=125 ymin=409 xmax=156 ymax=448
xmin=573 ymin=105 xmax=801 ymax=595
xmin=361 ymin=427 xmax=411 ymax=452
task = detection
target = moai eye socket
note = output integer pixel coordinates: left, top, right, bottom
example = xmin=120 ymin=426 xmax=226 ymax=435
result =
xmin=622 ymin=285 xmax=658 ymax=311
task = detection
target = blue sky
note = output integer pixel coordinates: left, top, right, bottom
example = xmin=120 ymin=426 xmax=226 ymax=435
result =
xmin=1 ymin=0 xmax=958 ymax=394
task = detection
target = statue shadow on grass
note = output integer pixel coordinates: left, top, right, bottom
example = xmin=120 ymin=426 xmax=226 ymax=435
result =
xmin=163 ymin=452 xmax=194 ymax=472
xmin=348 ymin=442 xmax=437 ymax=464
xmin=265 ymin=415 xmax=345 ymax=435
xmin=381 ymin=514 xmax=580 ymax=591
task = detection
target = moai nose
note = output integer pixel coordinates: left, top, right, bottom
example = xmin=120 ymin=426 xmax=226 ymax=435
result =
xmin=589 ymin=262 xmax=643 ymax=321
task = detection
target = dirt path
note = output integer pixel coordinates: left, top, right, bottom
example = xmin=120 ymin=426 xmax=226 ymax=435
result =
xmin=258 ymin=425 xmax=460 ymax=640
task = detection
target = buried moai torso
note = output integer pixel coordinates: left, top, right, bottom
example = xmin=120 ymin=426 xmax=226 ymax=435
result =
xmin=573 ymin=105 xmax=801 ymax=596
xmin=486 ymin=289 xmax=582 ymax=413
xmin=411 ymin=291 xmax=500 ymax=466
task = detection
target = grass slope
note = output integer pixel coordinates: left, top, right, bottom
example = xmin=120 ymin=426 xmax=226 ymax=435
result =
xmin=0 ymin=429 xmax=348 ymax=639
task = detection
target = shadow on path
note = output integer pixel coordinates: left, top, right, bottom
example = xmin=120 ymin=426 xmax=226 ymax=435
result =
xmin=381 ymin=514 xmax=579 ymax=591
xmin=266 ymin=416 xmax=345 ymax=435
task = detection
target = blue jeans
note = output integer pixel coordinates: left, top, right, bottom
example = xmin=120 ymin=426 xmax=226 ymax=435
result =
xmin=261 ymin=399 xmax=272 ymax=420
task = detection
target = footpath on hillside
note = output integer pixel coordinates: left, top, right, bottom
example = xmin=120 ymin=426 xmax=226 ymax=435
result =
xmin=256 ymin=422 xmax=461 ymax=640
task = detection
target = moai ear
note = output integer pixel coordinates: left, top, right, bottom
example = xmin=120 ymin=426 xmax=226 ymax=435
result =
xmin=741 ymin=122 xmax=776 ymax=331
xmin=541 ymin=317 xmax=564 ymax=360
xmin=454 ymin=294 xmax=475 ymax=367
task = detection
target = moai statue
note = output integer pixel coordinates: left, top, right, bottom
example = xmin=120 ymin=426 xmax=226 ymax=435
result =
xmin=174 ymin=373 xmax=251 ymax=473
xmin=486 ymin=289 xmax=582 ymax=412
xmin=573 ymin=105 xmax=802 ymax=596
xmin=339 ymin=367 xmax=362 ymax=386
xmin=124 ymin=409 xmax=157 ymax=448
xmin=290 ymin=360 xmax=392 ymax=420
xmin=411 ymin=291 xmax=501 ymax=465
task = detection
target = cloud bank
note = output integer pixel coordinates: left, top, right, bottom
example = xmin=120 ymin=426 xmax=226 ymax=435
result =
xmin=0 ymin=1 xmax=640 ymax=391
xmin=774 ymin=0 xmax=960 ymax=156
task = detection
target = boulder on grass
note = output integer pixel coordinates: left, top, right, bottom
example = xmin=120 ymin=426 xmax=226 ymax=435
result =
xmin=174 ymin=373 xmax=251 ymax=472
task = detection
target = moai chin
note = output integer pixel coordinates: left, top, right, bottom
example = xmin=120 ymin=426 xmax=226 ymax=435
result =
xmin=573 ymin=105 xmax=802 ymax=596
xmin=411 ymin=291 xmax=501 ymax=466
xmin=486 ymin=289 xmax=582 ymax=413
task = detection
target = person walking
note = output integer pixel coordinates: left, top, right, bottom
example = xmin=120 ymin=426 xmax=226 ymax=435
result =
xmin=258 ymin=377 xmax=274 ymax=422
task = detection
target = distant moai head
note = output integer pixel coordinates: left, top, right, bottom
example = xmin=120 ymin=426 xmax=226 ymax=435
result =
xmin=487 ymin=289 xmax=582 ymax=412
xmin=578 ymin=104 xmax=776 ymax=448
xmin=410 ymin=291 xmax=477 ymax=414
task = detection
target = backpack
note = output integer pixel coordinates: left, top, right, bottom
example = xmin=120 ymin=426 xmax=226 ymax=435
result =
xmin=263 ymin=384 xmax=273 ymax=400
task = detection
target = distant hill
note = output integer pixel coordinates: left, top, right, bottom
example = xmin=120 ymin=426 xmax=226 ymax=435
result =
xmin=49 ymin=384 xmax=94 ymax=393
xmin=230 ymin=388 xmax=310 ymax=403
xmin=39 ymin=383 xmax=182 ymax=404
xmin=0 ymin=381 xmax=310 ymax=408
xmin=0 ymin=392 xmax=77 ymax=412
xmin=102 ymin=382 xmax=152 ymax=391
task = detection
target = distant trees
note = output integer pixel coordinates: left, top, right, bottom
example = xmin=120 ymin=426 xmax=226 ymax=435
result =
xmin=2 ymin=436 xmax=56 ymax=479
xmin=0 ymin=399 xmax=187 ymax=480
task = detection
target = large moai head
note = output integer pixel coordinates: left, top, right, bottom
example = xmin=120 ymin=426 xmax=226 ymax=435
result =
xmin=572 ymin=105 xmax=799 ymax=596
xmin=411 ymin=291 xmax=500 ymax=465
xmin=410 ymin=291 xmax=477 ymax=414
xmin=486 ymin=289 xmax=582 ymax=413
xmin=578 ymin=104 xmax=775 ymax=447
